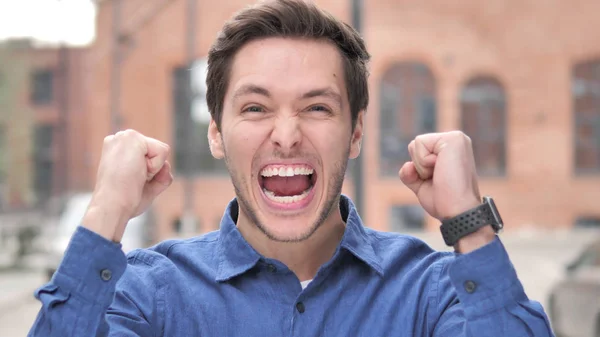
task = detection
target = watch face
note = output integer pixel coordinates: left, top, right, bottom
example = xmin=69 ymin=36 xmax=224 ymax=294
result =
xmin=484 ymin=196 xmax=504 ymax=229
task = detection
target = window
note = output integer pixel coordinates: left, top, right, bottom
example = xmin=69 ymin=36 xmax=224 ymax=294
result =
xmin=379 ymin=62 xmax=437 ymax=177
xmin=573 ymin=59 xmax=600 ymax=174
xmin=389 ymin=204 xmax=426 ymax=232
xmin=0 ymin=126 xmax=6 ymax=182
xmin=460 ymin=76 xmax=507 ymax=176
xmin=574 ymin=216 xmax=600 ymax=228
xmin=0 ymin=126 xmax=6 ymax=209
xmin=30 ymin=69 xmax=54 ymax=105
xmin=172 ymin=217 xmax=182 ymax=234
xmin=172 ymin=65 xmax=227 ymax=175
xmin=33 ymin=124 xmax=54 ymax=203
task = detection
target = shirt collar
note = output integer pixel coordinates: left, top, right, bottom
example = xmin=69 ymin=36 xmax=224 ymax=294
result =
xmin=338 ymin=195 xmax=384 ymax=276
xmin=215 ymin=199 xmax=261 ymax=282
xmin=215 ymin=195 xmax=383 ymax=282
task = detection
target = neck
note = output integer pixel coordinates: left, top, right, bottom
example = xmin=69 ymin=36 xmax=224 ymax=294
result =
xmin=236 ymin=206 xmax=346 ymax=282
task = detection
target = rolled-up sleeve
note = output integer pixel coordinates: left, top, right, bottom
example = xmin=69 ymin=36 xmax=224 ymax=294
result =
xmin=433 ymin=237 xmax=555 ymax=337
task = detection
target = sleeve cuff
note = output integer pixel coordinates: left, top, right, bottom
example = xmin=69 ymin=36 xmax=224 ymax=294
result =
xmin=52 ymin=226 xmax=128 ymax=306
xmin=448 ymin=236 xmax=528 ymax=318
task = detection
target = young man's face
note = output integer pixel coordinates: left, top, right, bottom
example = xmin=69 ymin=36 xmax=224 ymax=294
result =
xmin=209 ymin=37 xmax=363 ymax=242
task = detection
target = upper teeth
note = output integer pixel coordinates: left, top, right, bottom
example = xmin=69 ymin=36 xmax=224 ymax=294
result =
xmin=260 ymin=166 xmax=314 ymax=177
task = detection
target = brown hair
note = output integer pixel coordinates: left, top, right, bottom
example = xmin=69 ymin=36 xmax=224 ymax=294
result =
xmin=206 ymin=0 xmax=370 ymax=131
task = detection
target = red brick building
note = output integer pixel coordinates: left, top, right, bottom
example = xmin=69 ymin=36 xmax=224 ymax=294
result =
xmin=0 ymin=40 xmax=90 ymax=210
xmin=12 ymin=0 xmax=600 ymax=239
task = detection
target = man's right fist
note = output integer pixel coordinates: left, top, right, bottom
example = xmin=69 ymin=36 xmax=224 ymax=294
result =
xmin=82 ymin=129 xmax=173 ymax=243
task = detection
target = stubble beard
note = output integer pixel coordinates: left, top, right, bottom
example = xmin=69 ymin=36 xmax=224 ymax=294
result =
xmin=224 ymin=148 xmax=349 ymax=243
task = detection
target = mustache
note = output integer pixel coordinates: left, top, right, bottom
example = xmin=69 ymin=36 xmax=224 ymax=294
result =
xmin=269 ymin=149 xmax=311 ymax=160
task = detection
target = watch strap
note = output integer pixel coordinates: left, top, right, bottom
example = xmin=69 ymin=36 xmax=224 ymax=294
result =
xmin=439 ymin=202 xmax=495 ymax=246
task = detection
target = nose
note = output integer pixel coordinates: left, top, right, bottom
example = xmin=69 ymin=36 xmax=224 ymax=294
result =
xmin=270 ymin=114 xmax=302 ymax=152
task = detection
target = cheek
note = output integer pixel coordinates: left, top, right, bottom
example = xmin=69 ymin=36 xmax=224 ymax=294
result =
xmin=303 ymin=124 xmax=350 ymax=154
xmin=225 ymin=122 xmax=269 ymax=162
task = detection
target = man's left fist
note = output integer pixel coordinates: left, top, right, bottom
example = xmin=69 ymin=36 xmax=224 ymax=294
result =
xmin=399 ymin=131 xmax=482 ymax=221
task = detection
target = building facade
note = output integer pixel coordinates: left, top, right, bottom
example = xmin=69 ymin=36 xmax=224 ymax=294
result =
xmin=0 ymin=40 xmax=91 ymax=210
xmin=8 ymin=0 xmax=600 ymax=239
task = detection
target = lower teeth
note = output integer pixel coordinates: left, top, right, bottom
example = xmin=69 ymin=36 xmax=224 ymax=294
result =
xmin=263 ymin=187 xmax=311 ymax=204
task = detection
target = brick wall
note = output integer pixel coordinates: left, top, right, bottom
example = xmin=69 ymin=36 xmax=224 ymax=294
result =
xmin=72 ymin=0 xmax=600 ymax=239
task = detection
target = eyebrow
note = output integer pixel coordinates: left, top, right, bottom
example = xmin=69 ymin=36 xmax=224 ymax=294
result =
xmin=232 ymin=84 xmax=272 ymax=102
xmin=232 ymin=84 xmax=343 ymax=108
xmin=301 ymin=88 xmax=343 ymax=108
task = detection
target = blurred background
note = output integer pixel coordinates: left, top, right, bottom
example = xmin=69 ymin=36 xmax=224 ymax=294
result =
xmin=0 ymin=0 xmax=599 ymax=336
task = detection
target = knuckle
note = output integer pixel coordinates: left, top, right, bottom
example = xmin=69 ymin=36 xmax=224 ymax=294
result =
xmin=455 ymin=130 xmax=471 ymax=144
xmin=450 ymin=130 xmax=465 ymax=138
xmin=465 ymin=134 xmax=472 ymax=144
xmin=123 ymin=129 xmax=138 ymax=137
xmin=444 ymin=130 xmax=466 ymax=144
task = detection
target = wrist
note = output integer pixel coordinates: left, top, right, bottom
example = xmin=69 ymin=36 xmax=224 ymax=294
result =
xmin=440 ymin=196 xmax=503 ymax=249
xmin=82 ymin=197 xmax=131 ymax=243
xmin=454 ymin=225 xmax=496 ymax=253
xmin=441 ymin=197 xmax=481 ymax=220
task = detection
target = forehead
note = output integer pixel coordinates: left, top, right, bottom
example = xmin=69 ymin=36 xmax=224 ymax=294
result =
xmin=226 ymin=37 xmax=347 ymax=100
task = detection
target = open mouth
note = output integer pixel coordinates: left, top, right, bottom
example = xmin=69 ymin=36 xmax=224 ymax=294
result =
xmin=258 ymin=164 xmax=317 ymax=205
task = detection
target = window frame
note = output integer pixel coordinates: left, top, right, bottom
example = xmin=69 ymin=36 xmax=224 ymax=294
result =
xmin=378 ymin=62 xmax=438 ymax=178
xmin=572 ymin=59 xmax=600 ymax=175
xmin=459 ymin=75 xmax=508 ymax=177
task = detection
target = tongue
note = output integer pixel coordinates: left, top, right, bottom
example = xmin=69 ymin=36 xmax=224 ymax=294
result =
xmin=263 ymin=175 xmax=311 ymax=197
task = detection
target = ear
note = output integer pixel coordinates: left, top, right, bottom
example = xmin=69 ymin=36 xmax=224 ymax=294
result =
xmin=208 ymin=118 xmax=225 ymax=159
xmin=349 ymin=110 xmax=364 ymax=159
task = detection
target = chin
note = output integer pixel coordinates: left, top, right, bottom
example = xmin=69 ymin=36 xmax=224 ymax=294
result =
xmin=257 ymin=213 xmax=322 ymax=243
xmin=251 ymin=162 xmax=326 ymax=242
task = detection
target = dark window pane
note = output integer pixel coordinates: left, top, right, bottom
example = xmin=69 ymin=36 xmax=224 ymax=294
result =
xmin=389 ymin=204 xmax=425 ymax=232
xmin=573 ymin=59 xmax=600 ymax=174
xmin=30 ymin=69 xmax=54 ymax=105
xmin=574 ymin=216 xmax=600 ymax=229
xmin=33 ymin=124 xmax=54 ymax=203
xmin=460 ymin=76 xmax=507 ymax=177
xmin=379 ymin=62 xmax=437 ymax=177
xmin=172 ymin=66 xmax=227 ymax=175
xmin=0 ymin=126 xmax=6 ymax=183
xmin=0 ymin=125 xmax=6 ymax=209
xmin=172 ymin=217 xmax=182 ymax=233
xmin=172 ymin=67 xmax=189 ymax=174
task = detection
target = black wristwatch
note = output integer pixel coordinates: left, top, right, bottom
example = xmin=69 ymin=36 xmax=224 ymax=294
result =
xmin=439 ymin=196 xmax=504 ymax=247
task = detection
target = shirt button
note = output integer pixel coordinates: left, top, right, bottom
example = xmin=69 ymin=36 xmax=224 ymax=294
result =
xmin=296 ymin=302 xmax=305 ymax=314
xmin=100 ymin=269 xmax=112 ymax=281
xmin=464 ymin=280 xmax=477 ymax=293
xmin=266 ymin=264 xmax=276 ymax=273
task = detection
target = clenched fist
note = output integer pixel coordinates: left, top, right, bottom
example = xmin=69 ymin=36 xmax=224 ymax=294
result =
xmin=399 ymin=131 xmax=497 ymax=253
xmin=83 ymin=129 xmax=173 ymax=242
xmin=398 ymin=131 xmax=481 ymax=221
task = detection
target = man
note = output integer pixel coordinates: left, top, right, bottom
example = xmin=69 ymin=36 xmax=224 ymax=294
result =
xmin=29 ymin=0 xmax=554 ymax=336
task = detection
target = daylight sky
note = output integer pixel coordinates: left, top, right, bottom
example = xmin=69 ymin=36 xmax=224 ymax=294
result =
xmin=0 ymin=0 xmax=96 ymax=46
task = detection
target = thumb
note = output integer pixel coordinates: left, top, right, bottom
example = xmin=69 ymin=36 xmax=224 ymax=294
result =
xmin=145 ymin=138 xmax=170 ymax=180
xmin=399 ymin=161 xmax=423 ymax=195
xmin=142 ymin=161 xmax=173 ymax=200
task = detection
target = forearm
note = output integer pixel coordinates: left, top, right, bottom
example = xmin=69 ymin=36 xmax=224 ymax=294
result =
xmin=82 ymin=195 xmax=131 ymax=243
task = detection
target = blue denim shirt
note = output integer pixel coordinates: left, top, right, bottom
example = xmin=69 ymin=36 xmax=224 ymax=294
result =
xmin=29 ymin=196 xmax=554 ymax=336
